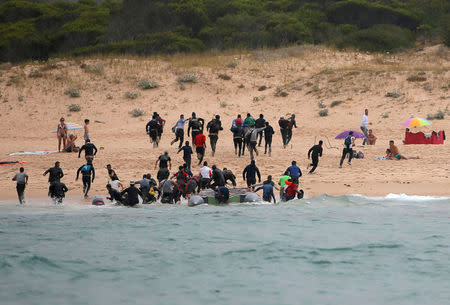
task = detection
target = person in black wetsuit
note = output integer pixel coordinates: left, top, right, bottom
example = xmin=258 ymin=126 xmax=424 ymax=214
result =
xmin=206 ymin=115 xmax=223 ymax=157
xmin=243 ymin=160 xmax=261 ymax=190
xmin=231 ymin=121 xmax=245 ymax=157
xmin=146 ymin=115 xmax=160 ymax=148
xmin=278 ymin=116 xmax=290 ymax=148
xmin=106 ymin=184 xmax=123 ymax=204
xmin=210 ymin=165 xmax=225 ymax=188
xmin=120 ymin=181 xmax=143 ymax=206
xmin=178 ymin=141 xmax=193 ymax=170
xmin=255 ymin=114 xmax=266 ymax=147
xmin=188 ymin=112 xmax=204 ymax=145
xmin=43 ymin=161 xmax=64 ymax=184
xmin=308 ymin=140 xmax=323 ymax=174
xmin=106 ymin=164 xmax=119 ymax=181
xmin=286 ymin=114 xmax=297 ymax=145
xmin=78 ymin=139 xmax=98 ymax=161
xmin=76 ymin=160 xmax=95 ymax=198
xmin=264 ymin=122 xmax=274 ymax=156
xmin=49 ymin=180 xmax=68 ymax=204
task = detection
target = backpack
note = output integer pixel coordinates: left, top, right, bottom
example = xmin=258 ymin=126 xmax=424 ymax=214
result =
xmin=344 ymin=136 xmax=352 ymax=148
xmin=81 ymin=164 xmax=91 ymax=174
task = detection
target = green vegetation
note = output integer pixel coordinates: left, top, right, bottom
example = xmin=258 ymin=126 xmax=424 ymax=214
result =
xmin=319 ymin=109 xmax=328 ymax=117
xmin=427 ymin=110 xmax=445 ymax=120
xmin=68 ymin=104 xmax=81 ymax=112
xmin=138 ymin=80 xmax=159 ymax=90
xmin=124 ymin=91 xmax=139 ymax=99
xmin=131 ymin=108 xmax=144 ymax=117
xmin=64 ymin=87 xmax=80 ymax=98
xmin=0 ymin=0 xmax=449 ymax=62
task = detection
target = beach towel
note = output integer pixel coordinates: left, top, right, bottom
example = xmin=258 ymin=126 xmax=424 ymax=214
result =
xmin=0 ymin=161 xmax=29 ymax=165
xmin=9 ymin=150 xmax=59 ymax=156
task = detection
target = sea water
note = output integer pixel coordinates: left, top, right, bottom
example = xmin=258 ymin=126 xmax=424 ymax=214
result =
xmin=0 ymin=195 xmax=449 ymax=305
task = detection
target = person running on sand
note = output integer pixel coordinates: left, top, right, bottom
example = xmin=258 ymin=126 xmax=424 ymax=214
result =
xmin=178 ymin=141 xmax=193 ymax=170
xmin=56 ymin=117 xmax=68 ymax=152
xmin=286 ymin=114 xmax=297 ymax=146
xmin=76 ymin=160 xmax=95 ymax=198
xmin=43 ymin=161 xmax=64 ymax=183
xmin=193 ymin=132 xmax=207 ymax=165
xmin=308 ymin=140 xmax=323 ymax=174
xmin=367 ymin=129 xmax=377 ymax=145
xmin=188 ymin=112 xmax=204 ymax=145
xmin=83 ymin=119 xmax=90 ymax=143
xmin=255 ymin=114 xmax=266 ymax=147
xmin=171 ymin=114 xmax=188 ymax=148
xmin=389 ymin=140 xmax=420 ymax=160
xmin=206 ymin=115 xmax=223 ymax=157
xmin=232 ymin=114 xmax=243 ymax=127
xmin=157 ymin=167 xmax=170 ymax=183
xmin=153 ymin=112 xmax=166 ymax=142
xmin=78 ymin=139 xmax=98 ymax=162
xmin=278 ymin=116 xmax=290 ymax=148
xmin=231 ymin=120 xmax=245 ymax=157
xmin=339 ymin=131 xmax=355 ymax=168
xmin=243 ymin=160 xmax=261 ymax=190
xmin=360 ymin=109 xmax=372 ymax=145
xmin=12 ymin=167 xmax=28 ymax=204
xmin=146 ymin=115 xmax=160 ymax=148
xmin=264 ymin=122 xmax=274 ymax=156
xmin=286 ymin=161 xmax=302 ymax=184
xmin=247 ymin=126 xmax=266 ymax=160
xmin=65 ymin=134 xmax=79 ymax=152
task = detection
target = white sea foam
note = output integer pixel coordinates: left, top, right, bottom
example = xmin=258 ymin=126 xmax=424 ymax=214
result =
xmin=350 ymin=193 xmax=450 ymax=202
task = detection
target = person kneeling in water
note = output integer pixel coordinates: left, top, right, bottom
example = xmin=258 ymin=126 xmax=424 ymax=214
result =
xmin=120 ymin=181 xmax=143 ymax=206
xmin=283 ymin=179 xmax=303 ymax=201
xmin=106 ymin=184 xmax=124 ymax=204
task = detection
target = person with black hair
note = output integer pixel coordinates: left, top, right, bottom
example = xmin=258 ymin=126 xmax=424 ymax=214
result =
xmin=243 ymin=160 xmax=261 ymax=190
xmin=12 ymin=167 xmax=28 ymax=204
xmin=76 ymin=160 xmax=95 ymax=198
xmin=206 ymin=115 xmax=223 ymax=156
xmin=308 ymin=140 xmax=323 ymax=174
xmin=264 ymin=121 xmax=274 ymax=156
xmin=255 ymin=114 xmax=266 ymax=146
xmin=78 ymin=139 xmax=98 ymax=161
xmin=188 ymin=112 xmax=204 ymax=144
xmin=43 ymin=161 xmax=64 ymax=183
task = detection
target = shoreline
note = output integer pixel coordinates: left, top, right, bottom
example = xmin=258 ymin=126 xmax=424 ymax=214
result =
xmin=2 ymin=181 xmax=450 ymax=203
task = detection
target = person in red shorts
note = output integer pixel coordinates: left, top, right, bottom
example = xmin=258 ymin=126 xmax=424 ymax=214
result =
xmin=193 ymin=132 xmax=207 ymax=165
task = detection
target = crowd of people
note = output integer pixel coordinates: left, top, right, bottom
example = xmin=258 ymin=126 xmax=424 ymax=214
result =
xmin=11 ymin=108 xmax=417 ymax=205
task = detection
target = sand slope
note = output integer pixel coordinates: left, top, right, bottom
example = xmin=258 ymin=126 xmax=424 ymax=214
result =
xmin=1 ymin=45 xmax=449 ymax=200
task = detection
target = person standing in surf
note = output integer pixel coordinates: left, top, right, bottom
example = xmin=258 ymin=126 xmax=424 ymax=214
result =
xmin=12 ymin=167 xmax=28 ymax=204
xmin=76 ymin=160 xmax=95 ymax=198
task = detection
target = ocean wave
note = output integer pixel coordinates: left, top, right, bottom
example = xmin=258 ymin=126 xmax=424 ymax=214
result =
xmin=350 ymin=193 xmax=450 ymax=202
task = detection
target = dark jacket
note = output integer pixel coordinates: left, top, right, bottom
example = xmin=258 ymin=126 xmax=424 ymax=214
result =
xmin=49 ymin=181 xmax=68 ymax=198
xmin=243 ymin=163 xmax=261 ymax=181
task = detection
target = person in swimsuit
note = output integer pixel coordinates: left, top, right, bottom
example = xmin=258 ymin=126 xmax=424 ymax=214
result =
xmin=57 ymin=117 xmax=68 ymax=152
xmin=65 ymin=134 xmax=79 ymax=152
xmin=83 ymin=119 xmax=90 ymax=143
xmin=389 ymin=140 xmax=419 ymax=160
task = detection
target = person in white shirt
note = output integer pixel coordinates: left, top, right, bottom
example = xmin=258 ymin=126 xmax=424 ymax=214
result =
xmin=199 ymin=161 xmax=212 ymax=189
xmin=109 ymin=179 xmax=123 ymax=191
xmin=171 ymin=114 xmax=188 ymax=148
xmin=360 ymin=109 xmax=371 ymax=145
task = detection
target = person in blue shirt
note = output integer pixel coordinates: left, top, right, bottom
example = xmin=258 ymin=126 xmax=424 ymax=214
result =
xmin=286 ymin=161 xmax=302 ymax=184
xmin=255 ymin=181 xmax=276 ymax=203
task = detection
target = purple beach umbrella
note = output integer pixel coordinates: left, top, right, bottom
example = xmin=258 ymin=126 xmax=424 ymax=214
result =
xmin=335 ymin=130 xmax=366 ymax=139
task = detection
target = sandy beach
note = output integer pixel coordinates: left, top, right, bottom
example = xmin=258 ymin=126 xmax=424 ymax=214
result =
xmin=1 ymin=45 xmax=449 ymax=201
